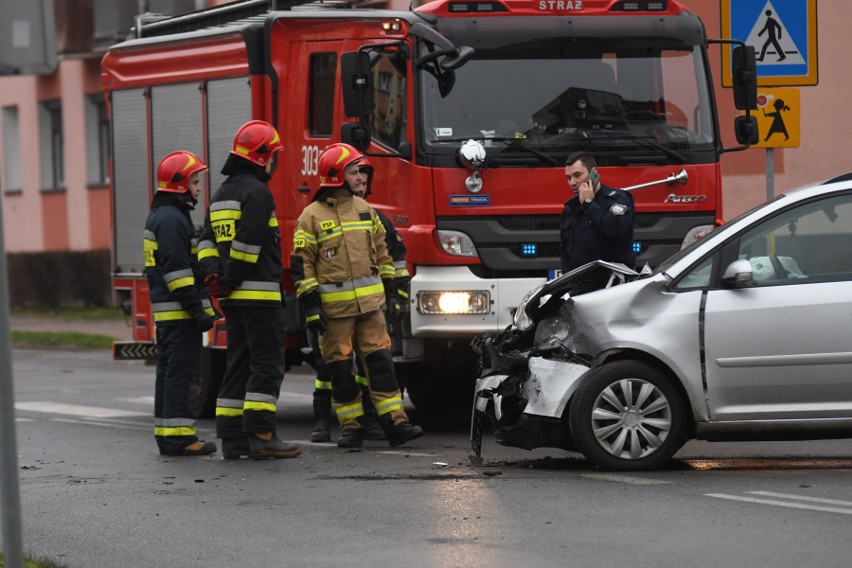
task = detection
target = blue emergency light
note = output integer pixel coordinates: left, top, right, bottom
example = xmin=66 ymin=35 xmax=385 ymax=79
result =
xmin=521 ymin=244 xmax=538 ymax=256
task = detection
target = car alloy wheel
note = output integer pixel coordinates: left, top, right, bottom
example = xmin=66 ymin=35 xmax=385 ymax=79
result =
xmin=569 ymin=361 xmax=687 ymax=470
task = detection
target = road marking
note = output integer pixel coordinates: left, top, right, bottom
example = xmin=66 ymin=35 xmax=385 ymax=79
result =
xmin=117 ymin=392 xmax=311 ymax=405
xmin=117 ymin=396 xmax=155 ymax=405
xmin=278 ymin=391 xmax=312 ymax=403
xmin=15 ymin=418 xmax=33 ymax=422
xmin=16 ymin=402 xmax=149 ymax=418
xmin=578 ymin=473 xmax=672 ymax=485
xmin=748 ymin=491 xmax=852 ymax=508
xmin=705 ymin=493 xmax=852 ymax=516
xmin=52 ymin=417 xmax=150 ymax=432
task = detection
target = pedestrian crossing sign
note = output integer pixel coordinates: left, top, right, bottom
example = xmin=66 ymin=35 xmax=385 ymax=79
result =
xmin=721 ymin=0 xmax=818 ymax=87
xmin=745 ymin=87 xmax=800 ymax=148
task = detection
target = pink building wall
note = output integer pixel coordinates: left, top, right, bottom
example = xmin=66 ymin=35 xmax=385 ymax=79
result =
xmin=1 ymin=74 xmax=46 ymax=251
xmin=1 ymin=0 xmax=850 ymax=252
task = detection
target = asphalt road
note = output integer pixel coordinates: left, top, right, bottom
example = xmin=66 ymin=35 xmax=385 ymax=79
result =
xmin=8 ymin=348 xmax=852 ymax=568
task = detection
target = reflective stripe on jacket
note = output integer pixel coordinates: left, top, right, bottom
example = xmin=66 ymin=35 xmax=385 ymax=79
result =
xmin=198 ymin=173 xmax=283 ymax=307
xmin=144 ymin=196 xmax=212 ymax=325
xmin=291 ymin=195 xmax=394 ymax=318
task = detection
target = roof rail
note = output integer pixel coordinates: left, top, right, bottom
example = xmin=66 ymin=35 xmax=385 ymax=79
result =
xmin=134 ymin=0 xmax=365 ymax=39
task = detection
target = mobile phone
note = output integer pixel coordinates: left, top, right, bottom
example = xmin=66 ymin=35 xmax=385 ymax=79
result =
xmin=586 ymin=168 xmax=600 ymax=188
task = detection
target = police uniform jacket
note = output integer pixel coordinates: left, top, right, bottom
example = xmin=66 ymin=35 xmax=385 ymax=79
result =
xmin=559 ymin=183 xmax=636 ymax=273
xmin=198 ymin=165 xmax=283 ymax=307
xmin=144 ymin=192 xmax=214 ymax=324
xmin=291 ymin=193 xmax=395 ymax=319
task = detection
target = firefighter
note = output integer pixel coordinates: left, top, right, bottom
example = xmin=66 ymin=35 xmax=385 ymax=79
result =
xmin=145 ymin=150 xmax=218 ymax=456
xmin=198 ymin=120 xmax=301 ymax=460
xmin=307 ymin=160 xmax=398 ymax=443
xmin=292 ymin=143 xmax=423 ymax=448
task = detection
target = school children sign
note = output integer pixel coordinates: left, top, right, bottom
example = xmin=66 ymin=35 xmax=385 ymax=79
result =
xmin=748 ymin=87 xmax=800 ymax=148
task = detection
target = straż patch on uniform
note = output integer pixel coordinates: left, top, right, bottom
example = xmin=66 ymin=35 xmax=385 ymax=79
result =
xmin=610 ymin=203 xmax=628 ymax=216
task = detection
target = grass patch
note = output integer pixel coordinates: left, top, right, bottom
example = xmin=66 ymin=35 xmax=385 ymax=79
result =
xmin=11 ymin=305 xmax=124 ymax=321
xmin=11 ymin=331 xmax=115 ymax=350
xmin=0 ymin=551 xmax=72 ymax=568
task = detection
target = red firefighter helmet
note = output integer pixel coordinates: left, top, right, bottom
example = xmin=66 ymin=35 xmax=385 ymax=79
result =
xmin=318 ymin=143 xmax=365 ymax=187
xmin=230 ymin=120 xmax=283 ymax=166
xmin=156 ymin=151 xmax=208 ymax=193
xmin=358 ymin=157 xmax=374 ymax=198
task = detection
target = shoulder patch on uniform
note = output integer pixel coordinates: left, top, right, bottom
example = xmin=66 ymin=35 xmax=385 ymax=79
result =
xmin=610 ymin=203 xmax=628 ymax=216
xmin=607 ymin=190 xmax=617 ymax=197
xmin=359 ymin=211 xmax=371 ymax=221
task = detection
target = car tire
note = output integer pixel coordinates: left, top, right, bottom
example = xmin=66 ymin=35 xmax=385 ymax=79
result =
xmin=568 ymin=361 xmax=688 ymax=471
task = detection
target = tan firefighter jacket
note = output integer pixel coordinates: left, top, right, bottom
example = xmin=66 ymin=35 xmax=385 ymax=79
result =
xmin=292 ymin=194 xmax=395 ymax=318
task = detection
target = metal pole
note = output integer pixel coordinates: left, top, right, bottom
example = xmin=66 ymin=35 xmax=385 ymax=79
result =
xmin=0 ymin=196 xmax=24 ymax=568
xmin=766 ymin=148 xmax=775 ymax=201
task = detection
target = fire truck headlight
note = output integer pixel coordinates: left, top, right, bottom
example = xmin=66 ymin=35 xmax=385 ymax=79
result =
xmin=417 ymin=290 xmax=490 ymax=315
xmin=681 ymin=224 xmax=715 ymax=249
xmin=437 ymin=230 xmax=478 ymax=257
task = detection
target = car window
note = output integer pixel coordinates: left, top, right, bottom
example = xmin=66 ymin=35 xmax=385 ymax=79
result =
xmin=674 ymin=254 xmax=715 ymax=290
xmin=737 ymin=192 xmax=852 ymax=286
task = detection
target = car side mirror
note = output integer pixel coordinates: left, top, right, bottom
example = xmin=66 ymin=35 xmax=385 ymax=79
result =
xmin=721 ymin=259 xmax=753 ymax=287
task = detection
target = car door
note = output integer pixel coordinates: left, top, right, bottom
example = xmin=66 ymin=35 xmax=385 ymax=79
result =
xmin=703 ymin=190 xmax=852 ymax=421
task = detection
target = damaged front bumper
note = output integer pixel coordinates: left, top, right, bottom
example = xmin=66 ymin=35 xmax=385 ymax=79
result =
xmin=470 ymin=333 xmax=591 ymax=458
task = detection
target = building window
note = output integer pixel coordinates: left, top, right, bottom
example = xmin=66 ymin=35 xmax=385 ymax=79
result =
xmin=85 ymin=94 xmax=110 ymax=185
xmin=39 ymin=100 xmax=65 ymax=191
xmin=2 ymin=106 xmax=22 ymax=193
xmin=309 ymin=53 xmax=336 ymax=137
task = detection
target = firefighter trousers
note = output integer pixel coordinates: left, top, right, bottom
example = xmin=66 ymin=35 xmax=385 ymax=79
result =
xmin=154 ymin=323 xmax=203 ymax=455
xmin=322 ymin=310 xmax=409 ymax=430
xmin=215 ymin=305 xmax=285 ymax=439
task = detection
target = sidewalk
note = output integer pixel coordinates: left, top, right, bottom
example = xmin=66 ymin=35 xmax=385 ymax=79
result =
xmin=9 ymin=316 xmax=132 ymax=341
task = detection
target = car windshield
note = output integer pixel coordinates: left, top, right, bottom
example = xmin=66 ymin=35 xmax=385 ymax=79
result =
xmin=653 ymin=194 xmax=791 ymax=275
xmin=419 ymin=44 xmax=715 ymax=165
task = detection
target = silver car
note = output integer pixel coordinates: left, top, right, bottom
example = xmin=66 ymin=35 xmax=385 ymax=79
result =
xmin=471 ymin=175 xmax=852 ymax=470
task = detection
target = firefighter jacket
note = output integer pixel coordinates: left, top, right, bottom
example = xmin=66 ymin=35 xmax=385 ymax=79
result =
xmin=291 ymin=194 xmax=395 ymax=319
xmin=143 ymin=192 xmax=214 ymax=324
xmin=198 ymin=164 xmax=283 ymax=308
xmin=375 ymin=208 xmax=409 ymax=279
xmin=559 ymin=183 xmax=636 ymax=273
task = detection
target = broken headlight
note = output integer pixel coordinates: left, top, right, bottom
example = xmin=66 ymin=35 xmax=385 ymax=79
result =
xmin=513 ymin=281 xmax=547 ymax=331
xmin=533 ymin=314 xmax=571 ymax=351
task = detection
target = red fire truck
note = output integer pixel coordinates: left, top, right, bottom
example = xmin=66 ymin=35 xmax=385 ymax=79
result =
xmin=103 ymin=0 xmax=757 ymax=413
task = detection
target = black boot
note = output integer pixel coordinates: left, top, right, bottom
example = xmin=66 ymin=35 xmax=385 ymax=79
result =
xmin=221 ymin=436 xmax=250 ymax=459
xmin=249 ymin=433 xmax=302 ymax=460
xmin=337 ymin=428 xmax=363 ymax=448
xmin=360 ymin=391 xmax=386 ymax=441
xmin=311 ymin=390 xmax=332 ymax=443
xmin=378 ymin=414 xmax=424 ymax=448
xmin=388 ymin=422 xmax=424 ymax=447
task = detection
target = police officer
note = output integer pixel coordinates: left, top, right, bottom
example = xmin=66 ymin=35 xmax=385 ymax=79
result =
xmin=198 ymin=120 xmax=301 ymax=460
xmin=145 ymin=150 xmax=218 ymax=456
xmin=560 ymin=151 xmax=635 ymax=290
xmin=292 ymin=143 xmax=423 ymax=449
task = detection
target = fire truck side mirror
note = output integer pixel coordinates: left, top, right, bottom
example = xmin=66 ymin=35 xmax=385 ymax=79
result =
xmin=340 ymin=122 xmax=372 ymax=152
xmin=341 ymin=51 xmax=374 ymax=118
xmin=734 ymin=115 xmax=759 ymax=146
xmin=731 ymin=45 xmax=757 ymax=111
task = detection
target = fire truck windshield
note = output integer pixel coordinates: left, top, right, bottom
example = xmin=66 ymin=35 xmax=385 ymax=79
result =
xmin=420 ymin=47 xmax=716 ymax=165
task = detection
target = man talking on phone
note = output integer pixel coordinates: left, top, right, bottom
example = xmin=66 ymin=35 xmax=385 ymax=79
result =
xmin=559 ymin=151 xmax=635 ymax=291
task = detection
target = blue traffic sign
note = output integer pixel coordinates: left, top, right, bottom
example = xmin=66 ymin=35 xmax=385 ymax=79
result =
xmin=722 ymin=0 xmax=818 ymax=86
